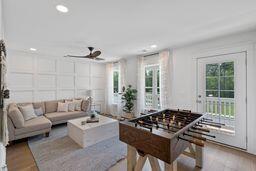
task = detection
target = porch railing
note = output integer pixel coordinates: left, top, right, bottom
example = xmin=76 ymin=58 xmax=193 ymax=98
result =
xmin=205 ymin=97 xmax=235 ymax=118
xmin=145 ymin=93 xmax=153 ymax=108
xmin=205 ymin=97 xmax=235 ymax=128
xmin=145 ymin=93 xmax=160 ymax=109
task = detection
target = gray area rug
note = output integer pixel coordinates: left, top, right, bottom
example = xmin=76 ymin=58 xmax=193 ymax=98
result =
xmin=28 ymin=125 xmax=127 ymax=171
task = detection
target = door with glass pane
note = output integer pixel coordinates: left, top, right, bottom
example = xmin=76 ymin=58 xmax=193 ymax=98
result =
xmin=197 ymin=52 xmax=247 ymax=149
xmin=145 ymin=65 xmax=160 ymax=109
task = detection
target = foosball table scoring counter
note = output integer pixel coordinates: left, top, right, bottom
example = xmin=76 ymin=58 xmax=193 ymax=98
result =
xmin=119 ymin=109 xmax=223 ymax=171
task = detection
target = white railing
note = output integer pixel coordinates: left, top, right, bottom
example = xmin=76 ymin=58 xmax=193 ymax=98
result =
xmin=205 ymin=97 xmax=235 ymax=118
xmin=205 ymin=97 xmax=235 ymax=127
xmin=145 ymin=93 xmax=153 ymax=108
xmin=113 ymin=93 xmax=119 ymax=104
xmin=145 ymin=93 xmax=160 ymax=109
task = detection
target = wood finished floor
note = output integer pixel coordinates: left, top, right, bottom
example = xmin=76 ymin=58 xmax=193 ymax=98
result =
xmin=7 ymin=140 xmax=256 ymax=171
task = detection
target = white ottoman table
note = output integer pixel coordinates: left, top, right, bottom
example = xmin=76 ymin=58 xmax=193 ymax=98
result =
xmin=67 ymin=115 xmax=119 ymax=148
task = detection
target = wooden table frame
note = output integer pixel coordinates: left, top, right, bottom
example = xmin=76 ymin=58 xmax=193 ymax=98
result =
xmin=127 ymin=143 xmax=203 ymax=171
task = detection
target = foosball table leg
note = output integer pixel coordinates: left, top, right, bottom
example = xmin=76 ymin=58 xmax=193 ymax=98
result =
xmin=164 ymin=160 xmax=177 ymax=171
xmin=148 ymin=156 xmax=161 ymax=171
xmin=134 ymin=155 xmax=147 ymax=171
xmin=195 ymin=144 xmax=203 ymax=168
xmin=127 ymin=145 xmax=137 ymax=171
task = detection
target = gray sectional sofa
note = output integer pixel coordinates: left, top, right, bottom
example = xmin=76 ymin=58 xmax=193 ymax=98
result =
xmin=7 ymin=98 xmax=90 ymax=142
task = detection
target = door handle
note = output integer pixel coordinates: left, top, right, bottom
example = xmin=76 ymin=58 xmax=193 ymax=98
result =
xmin=196 ymin=100 xmax=202 ymax=103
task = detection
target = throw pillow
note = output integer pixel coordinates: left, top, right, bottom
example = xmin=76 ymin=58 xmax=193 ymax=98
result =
xmin=65 ymin=100 xmax=75 ymax=112
xmin=81 ymin=99 xmax=90 ymax=112
xmin=57 ymin=102 xmax=69 ymax=112
xmin=73 ymin=99 xmax=83 ymax=111
xmin=8 ymin=106 xmax=25 ymax=128
xmin=34 ymin=107 xmax=44 ymax=116
xmin=18 ymin=104 xmax=37 ymax=121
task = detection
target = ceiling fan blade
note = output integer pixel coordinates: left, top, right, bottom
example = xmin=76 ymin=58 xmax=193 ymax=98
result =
xmin=95 ymin=57 xmax=105 ymax=60
xmin=91 ymin=51 xmax=101 ymax=57
xmin=65 ymin=55 xmax=87 ymax=58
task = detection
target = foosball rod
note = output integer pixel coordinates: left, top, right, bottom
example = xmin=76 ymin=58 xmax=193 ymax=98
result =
xmin=135 ymin=122 xmax=153 ymax=132
xmin=157 ymin=115 xmax=196 ymax=123
xmin=183 ymin=132 xmax=207 ymax=141
xmin=188 ymin=129 xmax=216 ymax=138
xmin=203 ymin=118 xmax=213 ymax=122
xmin=191 ymin=126 xmax=210 ymax=132
xmin=147 ymin=117 xmax=182 ymax=129
xmin=153 ymin=120 xmax=182 ymax=130
xmin=201 ymin=120 xmax=225 ymax=126
xmin=200 ymin=121 xmax=222 ymax=128
xmin=177 ymin=109 xmax=192 ymax=113
xmin=165 ymin=113 xmax=199 ymax=120
xmin=151 ymin=115 xmax=194 ymax=126
xmin=158 ymin=111 xmax=199 ymax=119
xmin=170 ymin=112 xmax=200 ymax=119
xmin=137 ymin=120 xmax=177 ymax=133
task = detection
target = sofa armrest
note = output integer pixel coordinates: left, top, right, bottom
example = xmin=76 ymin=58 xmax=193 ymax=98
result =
xmin=7 ymin=116 xmax=15 ymax=141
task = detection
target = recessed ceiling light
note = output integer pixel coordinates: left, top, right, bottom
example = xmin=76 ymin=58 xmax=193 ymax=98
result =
xmin=56 ymin=5 xmax=69 ymax=13
xmin=150 ymin=44 xmax=157 ymax=48
xmin=30 ymin=48 xmax=37 ymax=51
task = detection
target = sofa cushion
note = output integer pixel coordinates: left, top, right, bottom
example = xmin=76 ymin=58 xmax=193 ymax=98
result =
xmin=34 ymin=107 xmax=44 ymax=116
xmin=18 ymin=104 xmax=37 ymax=121
xmin=45 ymin=100 xmax=64 ymax=113
xmin=15 ymin=116 xmax=52 ymax=135
xmin=82 ymin=99 xmax=90 ymax=112
xmin=33 ymin=102 xmax=46 ymax=114
xmin=45 ymin=111 xmax=87 ymax=123
xmin=73 ymin=99 xmax=83 ymax=111
xmin=8 ymin=104 xmax=25 ymax=128
xmin=57 ymin=102 xmax=69 ymax=112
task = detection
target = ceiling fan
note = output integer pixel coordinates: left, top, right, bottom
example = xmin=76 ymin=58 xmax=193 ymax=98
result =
xmin=65 ymin=47 xmax=104 ymax=60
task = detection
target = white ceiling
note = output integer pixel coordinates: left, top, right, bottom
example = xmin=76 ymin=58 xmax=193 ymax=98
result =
xmin=3 ymin=0 xmax=256 ymax=61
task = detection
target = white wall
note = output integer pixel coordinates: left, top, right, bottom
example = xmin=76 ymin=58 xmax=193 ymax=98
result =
xmin=7 ymin=49 xmax=106 ymax=112
xmin=0 ymin=0 xmax=7 ymax=170
xmin=126 ymin=57 xmax=137 ymax=88
xmin=125 ymin=30 xmax=256 ymax=155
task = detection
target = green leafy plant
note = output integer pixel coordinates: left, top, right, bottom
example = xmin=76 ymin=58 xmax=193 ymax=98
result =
xmin=121 ymin=85 xmax=137 ymax=113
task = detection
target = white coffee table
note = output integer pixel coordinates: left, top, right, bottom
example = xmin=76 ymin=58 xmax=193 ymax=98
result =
xmin=67 ymin=115 xmax=119 ymax=148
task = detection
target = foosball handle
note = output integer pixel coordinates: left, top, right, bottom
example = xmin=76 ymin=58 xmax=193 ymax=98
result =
xmin=191 ymin=139 xmax=205 ymax=147
xmin=178 ymin=136 xmax=204 ymax=147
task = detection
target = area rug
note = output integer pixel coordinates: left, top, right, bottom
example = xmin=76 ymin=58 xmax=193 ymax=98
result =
xmin=28 ymin=125 xmax=127 ymax=171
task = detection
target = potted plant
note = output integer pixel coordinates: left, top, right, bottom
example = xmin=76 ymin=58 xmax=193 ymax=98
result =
xmin=121 ymin=85 xmax=137 ymax=118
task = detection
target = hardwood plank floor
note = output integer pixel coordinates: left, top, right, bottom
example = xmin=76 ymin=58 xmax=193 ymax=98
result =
xmin=7 ymin=140 xmax=256 ymax=171
xmin=7 ymin=140 xmax=38 ymax=171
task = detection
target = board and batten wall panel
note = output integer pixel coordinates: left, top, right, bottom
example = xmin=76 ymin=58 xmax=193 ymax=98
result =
xmin=7 ymin=50 xmax=106 ymax=112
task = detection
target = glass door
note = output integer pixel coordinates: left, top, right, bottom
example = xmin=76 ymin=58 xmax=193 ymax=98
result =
xmin=197 ymin=52 xmax=247 ymax=149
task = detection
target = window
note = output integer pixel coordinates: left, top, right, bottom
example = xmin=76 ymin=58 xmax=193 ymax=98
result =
xmin=113 ymin=71 xmax=119 ymax=93
xmin=145 ymin=65 xmax=160 ymax=109
xmin=205 ymin=62 xmax=235 ymax=117
xmin=113 ymin=66 xmax=120 ymax=103
xmin=206 ymin=62 xmax=234 ymax=98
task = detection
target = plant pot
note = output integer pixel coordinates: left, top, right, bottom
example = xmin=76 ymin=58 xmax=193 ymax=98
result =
xmin=122 ymin=112 xmax=134 ymax=119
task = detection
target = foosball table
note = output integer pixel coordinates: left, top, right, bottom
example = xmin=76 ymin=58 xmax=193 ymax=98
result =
xmin=119 ymin=109 xmax=222 ymax=171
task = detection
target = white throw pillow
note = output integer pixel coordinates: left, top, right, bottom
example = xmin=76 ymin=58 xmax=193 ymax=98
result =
xmin=68 ymin=102 xmax=75 ymax=112
xmin=57 ymin=102 xmax=69 ymax=112
xmin=73 ymin=99 xmax=82 ymax=111
xmin=34 ymin=107 xmax=44 ymax=116
xmin=19 ymin=104 xmax=37 ymax=121
xmin=65 ymin=100 xmax=75 ymax=112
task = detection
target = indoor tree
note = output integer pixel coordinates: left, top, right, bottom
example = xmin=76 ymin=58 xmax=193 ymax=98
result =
xmin=121 ymin=85 xmax=137 ymax=114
